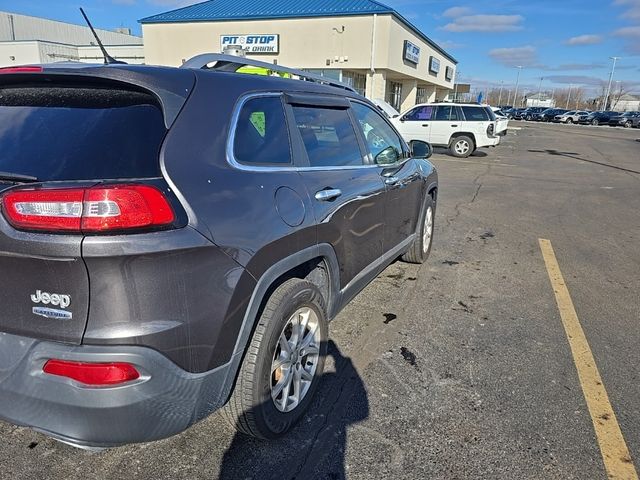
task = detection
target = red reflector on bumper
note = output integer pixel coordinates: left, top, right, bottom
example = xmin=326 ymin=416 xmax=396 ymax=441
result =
xmin=43 ymin=360 xmax=140 ymax=386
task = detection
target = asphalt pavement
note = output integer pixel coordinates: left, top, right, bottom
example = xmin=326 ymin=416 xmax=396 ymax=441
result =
xmin=0 ymin=121 xmax=638 ymax=479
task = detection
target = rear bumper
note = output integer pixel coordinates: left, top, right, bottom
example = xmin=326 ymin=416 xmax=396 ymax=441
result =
xmin=0 ymin=331 xmax=239 ymax=448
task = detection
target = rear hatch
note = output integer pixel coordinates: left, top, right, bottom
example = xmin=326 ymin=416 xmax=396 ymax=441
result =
xmin=0 ymin=72 xmax=175 ymax=343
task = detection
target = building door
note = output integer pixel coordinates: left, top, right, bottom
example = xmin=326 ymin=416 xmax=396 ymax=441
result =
xmin=386 ymin=81 xmax=403 ymax=112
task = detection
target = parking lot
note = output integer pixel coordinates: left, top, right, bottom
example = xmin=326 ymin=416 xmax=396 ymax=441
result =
xmin=0 ymin=121 xmax=638 ymax=479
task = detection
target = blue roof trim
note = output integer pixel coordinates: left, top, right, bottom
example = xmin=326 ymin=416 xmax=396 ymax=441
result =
xmin=139 ymin=0 xmax=457 ymax=64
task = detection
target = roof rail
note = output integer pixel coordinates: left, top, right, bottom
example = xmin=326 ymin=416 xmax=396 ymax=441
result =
xmin=180 ymin=53 xmax=358 ymax=94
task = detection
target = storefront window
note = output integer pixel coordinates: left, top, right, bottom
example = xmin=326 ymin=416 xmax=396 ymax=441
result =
xmin=342 ymin=72 xmax=367 ymax=96
xmin=386 ymin=81 xmax=403 ymax=112
xmin=416 ymin=87 xmax=429 ymax=105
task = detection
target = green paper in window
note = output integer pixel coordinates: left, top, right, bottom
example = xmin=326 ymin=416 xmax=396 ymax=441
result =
xmin=250 ymin=112 xmax=266 ymax=137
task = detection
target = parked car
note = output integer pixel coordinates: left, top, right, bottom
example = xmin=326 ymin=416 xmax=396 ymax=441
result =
xmin=372 ymin=98 xmax=400 ymax=119
xmin=0 ymin=57 xmax=438 ymax=448
xmin=504 ymin=107 xmax=526 ymax=119
xmin=608 ymin=111 xmax=640 ymax=128
xmin=533 ymin=108 xmax=568 ymax=122
xmin=391 ymin=102 xmax=502 ymax=158
xmin=519 ymin=107 xmax=547 ymax=121
xmin=577 ymin=111 xmax=619 ymax=125
xmin=553 ymin=110 xmax=590 ymax=124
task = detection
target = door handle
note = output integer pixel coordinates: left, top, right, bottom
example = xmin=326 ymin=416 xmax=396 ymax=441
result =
xmin=451 ymin=124 xmax=458 ymax=127
xmin=384 ymin=176 xmax=399 ymax=185
xmin=315 ymin=188 xmax=342 ymax=202
xmin=422 ymin=123 xmax=429 ymax=127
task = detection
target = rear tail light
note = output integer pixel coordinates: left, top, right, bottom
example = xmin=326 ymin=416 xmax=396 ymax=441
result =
xmin=43 ymin=359 xmax=140 ymax=386
xmin=0 ymin=66 xmax=43 ymax=74
xmin=1 ymin=185 xmax=175 ymax=233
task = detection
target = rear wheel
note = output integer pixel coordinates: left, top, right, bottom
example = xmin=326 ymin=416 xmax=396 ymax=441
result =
xmin=221 ymin=278 xmax=327 ymax=439
xmin=402 ymin=195 xmax=435 ymax=264
xmin=450 ymin=135 xmax=474 ymax=158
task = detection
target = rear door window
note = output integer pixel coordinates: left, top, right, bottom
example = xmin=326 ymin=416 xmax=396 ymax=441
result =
xmin=434 ymin=105 xmax=460 ymax=121
xmin=0 ymin=85 xmax=166 ymax=181
xmin=292 ymin=106 xmax=363 ymax=167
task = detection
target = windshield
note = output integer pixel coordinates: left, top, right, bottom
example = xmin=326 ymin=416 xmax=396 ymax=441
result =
xmin=0 ymin=85 xmax=166 ymax=181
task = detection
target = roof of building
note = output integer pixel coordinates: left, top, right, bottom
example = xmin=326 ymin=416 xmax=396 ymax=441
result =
xmin=616 ymin=94 xmax=640 ymax=101
xmin=139 ymin=0 xmax=457 ymax=63
xmin=526 ymin=92 xmax=552 ymax=100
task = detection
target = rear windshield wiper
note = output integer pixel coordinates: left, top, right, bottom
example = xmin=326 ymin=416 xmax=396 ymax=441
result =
xmin=0 ymin=171 xmax=39 ymax=183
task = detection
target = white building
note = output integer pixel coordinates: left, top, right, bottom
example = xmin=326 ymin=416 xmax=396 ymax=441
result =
xmin=525 ymin=92 xmax=555 ymax=108
xmin=0 ymin=11 xmax=144 ymax=67
xmin=611 ymin=94 xmax=640 ymax=112
xmin=140 ymin=0 xmax=458 ymax=112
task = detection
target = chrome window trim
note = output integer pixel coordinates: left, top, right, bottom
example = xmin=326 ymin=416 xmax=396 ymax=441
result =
xmin=226 ymin=92 xmax=381 ymax=173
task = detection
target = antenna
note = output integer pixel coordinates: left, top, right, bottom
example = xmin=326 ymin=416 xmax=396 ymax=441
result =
xmin=79 ymin=8 xmax=125 ymax=65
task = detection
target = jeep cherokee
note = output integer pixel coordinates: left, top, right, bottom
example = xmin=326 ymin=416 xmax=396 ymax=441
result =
xmin=0 ymin=56 xmax=438 ymax=448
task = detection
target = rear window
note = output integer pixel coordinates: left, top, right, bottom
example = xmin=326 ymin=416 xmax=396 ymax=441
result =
xmin=0 ymin=86 xmax=166 ymax=181
xmin=462 ymin=106 xmax=490 ymax=121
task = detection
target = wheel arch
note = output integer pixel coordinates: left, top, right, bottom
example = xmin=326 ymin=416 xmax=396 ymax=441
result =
xmin=218 ymin=244 xmax=341 ymax=405
xmin=449 ymin=131 xmax=476 ymax=146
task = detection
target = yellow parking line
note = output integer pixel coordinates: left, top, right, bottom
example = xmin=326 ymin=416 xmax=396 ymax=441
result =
xmin=539 ymin=239 xmax=638 ymax=480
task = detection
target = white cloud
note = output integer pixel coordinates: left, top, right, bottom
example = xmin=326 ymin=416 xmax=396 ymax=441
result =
xmin=488 ymin=46 xmax=538 ymax=67
xmin=614 ymin=0 xmax=640 ymax=19
xmin=112 ymin=0 xmax=136 ymax=4
xmin=614 ymin=25 xmax=640 ymax=36
xmin=443 ymin=14 xmax=524 ymax=32
xmin=442 ymin=6 xmax=472 ymax=18
xmin=566 ymin=34 xmax=603 ymax=45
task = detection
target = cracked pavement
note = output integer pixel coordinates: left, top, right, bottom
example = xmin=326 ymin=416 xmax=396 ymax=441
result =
xmin=0 ymin=122 xmax=639 ymax=479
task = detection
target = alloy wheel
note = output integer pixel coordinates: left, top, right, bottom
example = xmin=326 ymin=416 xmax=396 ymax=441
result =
xmin=271 ymin=307 xmax=321 ymax=413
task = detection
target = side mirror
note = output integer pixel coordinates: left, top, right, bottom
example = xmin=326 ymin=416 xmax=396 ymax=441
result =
xmin=374 ymin=146 xmax=400 ymax=165
xmin=409 ymin=140 xmax=432 ymax=159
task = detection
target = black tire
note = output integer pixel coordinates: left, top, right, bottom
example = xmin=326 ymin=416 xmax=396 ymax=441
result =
xmin=592 ymin=118 xmax=599 ymax=126
xmin=221 ymin=278 xmax=328 ymax=439
xmin=624 ymin=121 xmax=631 ymax=128
xmin=402 ymin=194 xmax=435 ymax=264
xmin=526 ymin=115 xmax=532 ymax=121
xmin=449 ymin=135 xmax=475 ymax=158
xmin=566 ymin=118 xmax=573 ymax=124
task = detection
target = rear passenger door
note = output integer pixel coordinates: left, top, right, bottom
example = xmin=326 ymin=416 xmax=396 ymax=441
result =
xmin=431 ymin=105 xmax=462 ymax=146
xmin=351 ymin=101 xmax=424 ymax=253
xmin=285 ymin=94 xmax=386 ymax=288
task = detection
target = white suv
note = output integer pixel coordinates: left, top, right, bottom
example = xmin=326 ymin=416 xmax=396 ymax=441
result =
xmin=391 ymin=103 xmax=502 ymax=158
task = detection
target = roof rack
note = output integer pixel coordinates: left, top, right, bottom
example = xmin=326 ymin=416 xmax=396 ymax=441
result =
xmin=180 ymin=53 xmax=358 ymax=94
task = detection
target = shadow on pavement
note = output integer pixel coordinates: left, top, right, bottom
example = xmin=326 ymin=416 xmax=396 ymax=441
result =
xmin=218 ymin=340 xmax=368 ymax=480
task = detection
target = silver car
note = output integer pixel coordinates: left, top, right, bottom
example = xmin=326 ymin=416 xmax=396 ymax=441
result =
xmin=554 ymin=110 xmax=589 ymax=124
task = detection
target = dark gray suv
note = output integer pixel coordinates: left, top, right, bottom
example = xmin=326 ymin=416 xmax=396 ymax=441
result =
xmin=0 ymin=55 xmax=438 ymax=448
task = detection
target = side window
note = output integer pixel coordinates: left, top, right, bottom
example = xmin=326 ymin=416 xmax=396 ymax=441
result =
xmin=403 ymin=105 xmax=434 ymax=121
xmin=434 ymin=105 xmax=460 ymax=121
xmin=351 ymin=102 xmax=404 ymax=165
xmin=292 ymin=106 xmax=363 ymax=167
xmin=461 ymin=106 xmax=490 ymax=121
xmin=233 ymin=96 xmax=291 ymax=165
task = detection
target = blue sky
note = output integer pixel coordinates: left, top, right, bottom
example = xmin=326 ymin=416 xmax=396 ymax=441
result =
xmin=2 ymin=0 xmax=639 ymax=94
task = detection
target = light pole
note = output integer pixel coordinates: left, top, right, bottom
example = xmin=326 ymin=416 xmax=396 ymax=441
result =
xmin=497 ymin=80 xmax=504 ymax=106
xmin=513 ymin=65 xmax=523 ymax=107
xmin=537 ymin=76 xmax=544 ymax=107
xmin=603 ymin=56 xmax=620 ymax=110
xmin=566 ymin=84 xmax=573 ymax=109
